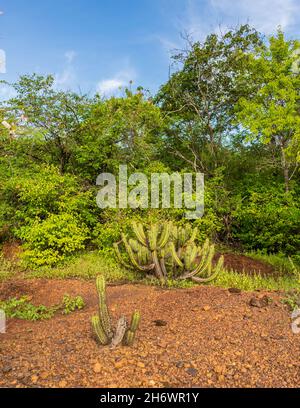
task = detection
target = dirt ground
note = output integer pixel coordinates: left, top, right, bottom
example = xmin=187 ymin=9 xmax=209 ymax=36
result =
xmin=0 ymin=278 xmax=299 ymax=388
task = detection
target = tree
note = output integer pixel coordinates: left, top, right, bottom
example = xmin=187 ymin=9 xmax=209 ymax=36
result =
xmin=237 ymin=29 xmax=300 ymax=192
xmin=1 ymin=74 xmax=92 ymax=174
xmin=155 ymin=25 xmax=262 ymax=174
xmin=74 ymin=89 xmax=166 ymax=180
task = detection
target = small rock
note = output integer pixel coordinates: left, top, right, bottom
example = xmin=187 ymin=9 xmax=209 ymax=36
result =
xmin=175 ymin=361 xmax=184 ymax=368
xmin=153 ymin=320 xmax=167 ymax=327
xmin=203 ymin=305 xmax=211 ymax=311
xmin=2 ymin=366 xmax=12 ymax=374
xmin=59 ymin=380 xmax=67 ymax=387
xmin=249 ymin=295 xmax=270 ymax=308
xmin=137 ymin=362 xmax=145 ymax=368
xmin=228 ymin=288 xmax=242 ymax=294
xmin=187 ymin=367 xmax=198 ymax=377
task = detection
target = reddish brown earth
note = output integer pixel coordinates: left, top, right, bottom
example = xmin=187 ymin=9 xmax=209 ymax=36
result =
xmin=0 ymin=279 xmax=299 ymax=388
xmin=2 ymin=242 xmax=22 ymax=263
xmin=218 ymin=253 xmax=276 ymax=277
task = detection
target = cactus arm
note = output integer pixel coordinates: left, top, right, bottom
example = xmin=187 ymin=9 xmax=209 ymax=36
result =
xmin=149 ymin=224 xmax=159 ymax=251
xmin=113 ymin=242 xmax=135 ymax=270
xmin=129 ymin=311 xmax=141 ymax=332
xmin=184 ymin=243 xmax=198 ymax=270
xmin=124 ymin=330 xmax=135 ymax=346
xmin=181 ymin=244 xmax=214 ymax=279
xmin=124 ymin=311 xmax=141 ymax=346
xmin=169 ymin=242 xmax=184 ymax=268
xmin=157 ymin=222 xmax=171 ymax=249
xmin=132 ymin=222 xmax=147 ymax=246
xmin=191 ymin=244 xmax=215 ymax=277
xmin=188 ymin=227 xmax=198 ymax=244
xmin=111 ymin=316 xmax=127 ymax=348
xmin=191 ymin=256 xmax=222 ymax=283
xmin=122 ymin=233 xmax=155 ymax=272
xmin=91 ymin=315 xmax=109 ymax=345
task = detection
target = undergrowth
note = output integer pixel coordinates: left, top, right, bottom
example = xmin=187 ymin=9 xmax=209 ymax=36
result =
xmin=0 ymin=294 xmax=85 ymax=321
xmin=2 ymin=250 xmax=300 ymax=293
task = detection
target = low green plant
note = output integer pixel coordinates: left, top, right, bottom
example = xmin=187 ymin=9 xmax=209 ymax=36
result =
xmin=91 ymin=275 xmax=141 ymax=347
xmin=281 ymin=291 xmax=300 ymax=311
xmin=214 ymin=269 xmax=300 ymax=292
xmin=0 ymin=296 xmax=55 ymax=320
xmin=114 ymin=221 xmax=223 ymax=283
xmin=27 ymin=251 xmax=136 ymax=281
xmin=246 ymin=251 xmax=300 ymax=277
xmin=0 ymin=294 xmax=86 ymax=321
xmin=61 ymin=294 xmax=85 ymax=315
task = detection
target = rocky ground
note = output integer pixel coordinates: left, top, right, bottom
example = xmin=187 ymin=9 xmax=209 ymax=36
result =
xmin=0 ymin=278 xmax=299 ymax=388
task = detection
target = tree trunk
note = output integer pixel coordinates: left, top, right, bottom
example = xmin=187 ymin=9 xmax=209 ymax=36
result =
xmin=280 ymin=145 xmax=289 ymax=193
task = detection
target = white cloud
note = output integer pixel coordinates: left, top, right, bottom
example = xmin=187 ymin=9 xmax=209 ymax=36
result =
xmin=96 ymin=64 xmax=136 ymax=96
xmin=0 ymin=49 xmax=6 ymax=73
xmin=97 ymin=78 xmax=124 ymax=94
xmin=210 ymin=0 xmax=300 ymax=34
xmin=162 ymin=0 xmax=300 ymax=51
xmin=65 ymin=50 xmax=77 ymax=64
xmin=54 ymin=67 xmax=75 ymax=88
xmin=54 ymin=50 xmax=78 ymax=90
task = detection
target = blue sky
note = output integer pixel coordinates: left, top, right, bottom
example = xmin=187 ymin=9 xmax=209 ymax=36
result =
xmin=0 ymin=0 xmax=300 ymax=98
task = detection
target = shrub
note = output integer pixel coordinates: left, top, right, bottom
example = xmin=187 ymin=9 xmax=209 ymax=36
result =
xmin=232 ymin=186 xmax=300 ymax=255
xmin=0 ymin=164 xmax=97 ymax=238
xmin=17 ymin=214 xmax=89 ymax=267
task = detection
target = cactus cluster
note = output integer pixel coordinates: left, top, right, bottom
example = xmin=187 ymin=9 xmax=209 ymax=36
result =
xmin=114 ymin=221 xmax=224 ymax=283
xmin=91 ymin=275 xmax=141 ymax=347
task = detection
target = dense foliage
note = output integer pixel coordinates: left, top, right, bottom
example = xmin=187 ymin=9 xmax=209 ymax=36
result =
xmin=0 ymin=26 xmax=299 ymax=268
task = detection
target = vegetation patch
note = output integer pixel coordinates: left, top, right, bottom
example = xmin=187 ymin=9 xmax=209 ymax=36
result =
xmin=0 ymin=294 xmax=85 ymax=321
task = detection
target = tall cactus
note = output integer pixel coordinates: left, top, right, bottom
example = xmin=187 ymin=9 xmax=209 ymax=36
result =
xmin=114 ymin=221 xmax=224 ymax=284
xmin=91 ymin=276 xmax=141 ymax=347
xmin=96 ymin=275 xmax=113 ymax=339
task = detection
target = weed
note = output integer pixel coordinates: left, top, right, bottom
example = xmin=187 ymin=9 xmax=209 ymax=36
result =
xmin=0 ymin=294 xmax=86 ymax=321
xmin=61 ymin=294 xmax=85 ymax=315
xmin=0 ymin=296 xmax=55 ymax=320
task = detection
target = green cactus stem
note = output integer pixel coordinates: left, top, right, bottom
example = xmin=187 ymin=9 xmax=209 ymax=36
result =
xmin=124 ymin=311 xmax=141 ymax=346
xmin=96 ymin=275 xmax=113 ymax=339
xmin=91 ymin=315 xmax=109 ymax=345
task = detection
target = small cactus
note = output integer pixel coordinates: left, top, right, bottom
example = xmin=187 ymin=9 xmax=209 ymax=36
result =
xmin=124 ymin=311 xmax=141 ymax=346
xmin=91 ymin=276 xmax=141 ymax=348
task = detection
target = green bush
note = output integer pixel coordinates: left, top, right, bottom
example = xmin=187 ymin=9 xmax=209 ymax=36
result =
xmin=232 ymin=186 xmax=300 ymax=255
xmin=17 ymin=214 xmax=89 ymax=267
